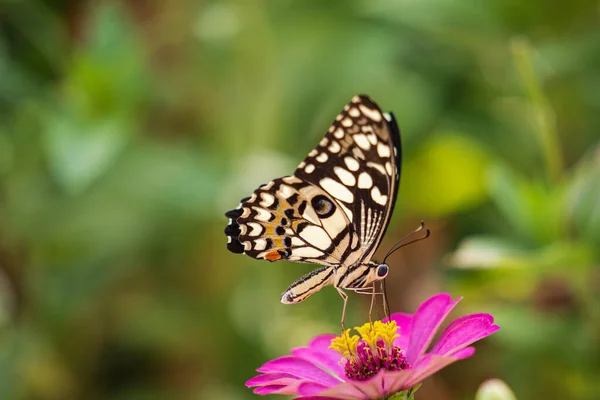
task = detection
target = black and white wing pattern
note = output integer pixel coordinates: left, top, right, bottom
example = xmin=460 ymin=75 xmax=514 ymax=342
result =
xmin=293 ymin=95 xmax=401 ymax=265
xmin=225 ymin=95 xmax=401 ymax=300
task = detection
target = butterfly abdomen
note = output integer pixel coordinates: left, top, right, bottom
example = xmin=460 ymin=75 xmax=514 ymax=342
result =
xmin=280 ymin=266 xmax=334 ymax=304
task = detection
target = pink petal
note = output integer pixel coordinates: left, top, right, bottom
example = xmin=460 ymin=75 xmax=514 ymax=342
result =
xmin=430 ymin=313 xmax=500 ymax=356
xmin=253 ymin=385 xmax=288 ymax=395
xmin=404 ymin=347 xmax=475 ymax=388
xmin=309 ymin=334 xmax=338 ymax=351
xmin=297 ymin=397 xmax=342 ymax=400
xmin=317 ymin=381 xmax=370 ymax=399
xmin=246 ymin=372 xmax=300 ymax=387
xmin=298 ymin=381 xmax=331 ymax=396
xmin=378 ymin=369 xmax=414 ymax=395
xmin=252 ymin=378 xmax=311 ymax=396
xmin=405 ymin=293 xmax=461 ymax=364
xmin=338 ymin=373 xmax=384 ymax=399
xmin=386 ymin=313 xmax=413 ymax=350
xmin=292 ymin=347 xmax=345 ymax=378
xmin=258 ymin=356 xmax=340 ymax=386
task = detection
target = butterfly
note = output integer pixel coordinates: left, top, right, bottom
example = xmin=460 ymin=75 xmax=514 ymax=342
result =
xmin=225 ymin=95 xmax=403 ymax=328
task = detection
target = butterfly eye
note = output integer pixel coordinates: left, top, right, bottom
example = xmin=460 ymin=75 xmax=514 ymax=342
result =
xmin=311 ymin=195 xmax=335 ymax=218
xmin=376 ymin=264 xmax=389 ymax=278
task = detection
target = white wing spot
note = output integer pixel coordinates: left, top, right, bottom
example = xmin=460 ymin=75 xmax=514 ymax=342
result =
xmin=254 ymin=239 xmax=267 ymax=251
xmin=260 ymin=193 xmax=275 ymax=207
xmin=320 ymin=137 xmax=329 ymax=147
xmin=334 ymin=128 xmax=345 ymax=139
xmin=367 ymin=161 xmax=386 ymax=176
xmin=377 ymin=142 xmax=391 ymax=158
xmin=362 ymin=125 xmax=373 ymax=133
xmin=353 ymin=134 xmax=371 ymax=150
xmin=320 ymin=178 xmax=354 ymax=203
xmin=292 ymin=247 xmax=324 ymax=258
xmin=385 ymin=161 xmax=393 ymax=175
xmin=291 ymin=237 xmax=304 ymax=246
xmin=247 ymin=222 xmax=263 ymax=236
xmin=334 ymin=166 xmax=356 ymax=186
xmin=299 ymin=225 xmax=332 ymax=250
xmin=279 ymin=184 xmax=295 ymax=198
xmin=305 ymin=163 xmax=315 ymax=173
xmin=348 ymin=107 xmax=360 ymax=117
xmin=359 ymin=104 xmax=382 ymax=122
xmin=298 ymin=161 xmax=306 ymax=168
xmin=370 ymin=186 xmax=388 ymax=206
xmin=341 ymin=118 xmax=353 ymax=127
xmin=283 ymin=176 xmax=301 ymax=184
xmin=316 ymin=152 xmax=329 ymax=163
xmin=328 ymin=141 xmax=341 ymax=153
xmin=357 ymin=172 xmax=373 ymax=189
xmin=344 ymin=157 xmax=360 ymax=171
xmin=336 ymin=114 xmax=343 ymax=121
xmin=367 ymin=133 xmax=378 ymax=145
xmin=254 ymin=207 xmax=272 ymax=221
xmin=308 ymin=149 xmax=318 ymax=157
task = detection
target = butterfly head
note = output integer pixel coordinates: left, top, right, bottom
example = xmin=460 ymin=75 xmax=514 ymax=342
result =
xmin=375 ymin=263 xmax=389 ymax=279
xmin=361 ymin=261 xmax=389 ymax=286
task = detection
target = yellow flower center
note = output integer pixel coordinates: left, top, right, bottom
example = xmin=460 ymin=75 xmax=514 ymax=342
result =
xmin=329 ymin=320 xmax=408 ymax=381
xmin=329 ymin=320 xmax=400 ymax=357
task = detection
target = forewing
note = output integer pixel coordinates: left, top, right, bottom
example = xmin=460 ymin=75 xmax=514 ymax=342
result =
xmin=294 ymin=95 xmax=402 ymax=263
xmin=225 ymin=175 xmax=361 ymax=267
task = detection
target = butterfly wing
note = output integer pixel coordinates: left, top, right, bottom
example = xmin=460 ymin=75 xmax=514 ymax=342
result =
xmin=225 ymin=95 xmax=401 ymax=270
xmin=294 ymin=95 xmax=401 ymax=264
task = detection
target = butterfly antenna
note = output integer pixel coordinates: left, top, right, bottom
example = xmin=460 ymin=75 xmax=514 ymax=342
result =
xmin=382 ymin=221 xmax=430 ymax=264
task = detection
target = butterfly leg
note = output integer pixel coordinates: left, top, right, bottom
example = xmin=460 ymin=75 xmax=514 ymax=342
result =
xmin=336 ymin=287 xmax=348 ymax=332
xmin=368 ymin=284 xmax=377 ymax=325
xmin=381 ymin=279 xmax=391 ymax=322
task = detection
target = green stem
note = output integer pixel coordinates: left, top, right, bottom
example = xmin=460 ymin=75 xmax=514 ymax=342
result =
xmin=510 ymin=36 xmax=563 ymax=183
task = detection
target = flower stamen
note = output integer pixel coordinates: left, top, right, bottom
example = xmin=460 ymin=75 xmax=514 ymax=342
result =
xmin=329 ymin=320 xmax=409 ymax=381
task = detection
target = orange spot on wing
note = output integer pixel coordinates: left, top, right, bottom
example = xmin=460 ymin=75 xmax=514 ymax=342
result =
xmin=265 ymin=251 xmax=281 ymax=261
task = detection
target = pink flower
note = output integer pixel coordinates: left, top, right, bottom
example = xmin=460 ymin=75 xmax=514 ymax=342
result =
xmin=246 ymin=293 xmax=500 ymax=399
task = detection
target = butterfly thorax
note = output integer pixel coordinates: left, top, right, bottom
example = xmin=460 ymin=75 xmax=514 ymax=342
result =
xmin=334 ymin=260 xmax=388 ymax=289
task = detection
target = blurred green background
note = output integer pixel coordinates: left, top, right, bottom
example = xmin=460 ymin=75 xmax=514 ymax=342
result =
xmin=1 ymin=1 xmax=599 ymax=399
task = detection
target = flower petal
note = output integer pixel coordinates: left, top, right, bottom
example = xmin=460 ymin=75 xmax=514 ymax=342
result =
xmin=403 ymin=347 xmax=476 ymax=388
xmin=309 ymin=334 xmax=338 ymax=351
xmin=258 ymin=356 xmax=340 ymax=386
xmin=298 ymin=381 xmax=331 ymax=396
xmin=252 ymin=378 xmax=314 ymax=396
xmin=292 ymin=347 xmax=345 ymax=378
xmin=246 ymin=372 xmax=300 ymax=387
xmin=430 ymin=313 xmax=500 ymax=356
xmin=253 ymin=384 xmax=288 ymax=395
xmin=317 ymin=381 xmax=370 ymax=399
xmin=405 ymin=293 xmax=461 ymax=364
xmin=385 ymin=312 xmax=413 ymax=350
xmin=379 ymin=369 xmax=414 ymax=395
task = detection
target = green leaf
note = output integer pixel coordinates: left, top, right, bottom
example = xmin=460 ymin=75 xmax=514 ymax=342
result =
xmin=402 ymin=133 xmax=490 ymax=217
xmin=487 ymin=163 xmax=564 ymax=245
xmin=43 ymin=112 xmax=130 ymax=194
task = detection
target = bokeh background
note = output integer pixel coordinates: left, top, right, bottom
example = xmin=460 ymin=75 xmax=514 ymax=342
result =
xmin=1 ymin=1 xmax=599 ymax=399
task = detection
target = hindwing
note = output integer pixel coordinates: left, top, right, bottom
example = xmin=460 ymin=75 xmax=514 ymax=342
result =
xmin=225 ymin=176 xmax=362 ymax=267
